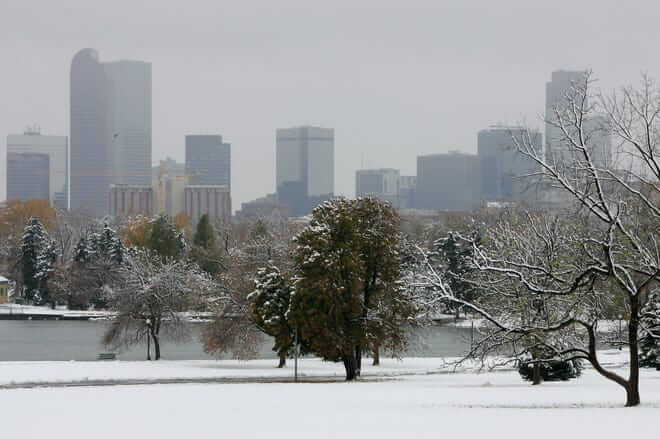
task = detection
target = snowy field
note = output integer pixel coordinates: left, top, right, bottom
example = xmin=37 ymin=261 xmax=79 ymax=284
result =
xmin=1 ymin=350 xmax=659 ymax=438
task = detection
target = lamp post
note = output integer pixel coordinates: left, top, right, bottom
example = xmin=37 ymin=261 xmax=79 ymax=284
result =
xmin=618 ymin=314 xmax=623 ymax=351
xmin=146 ymin=318 xmax=152 ymax=361
xmin=294 ymin=327 xmax=299 ymax=382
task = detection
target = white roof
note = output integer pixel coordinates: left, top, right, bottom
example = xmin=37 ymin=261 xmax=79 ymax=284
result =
xmin=0 ymin=276 xmax=8 ymax=283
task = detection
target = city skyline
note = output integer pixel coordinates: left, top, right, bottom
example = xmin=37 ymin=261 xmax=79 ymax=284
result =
xmin=2 ymin=1 xmax=659 ymax=211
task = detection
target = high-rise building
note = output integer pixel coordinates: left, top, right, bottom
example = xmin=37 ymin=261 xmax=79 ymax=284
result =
xmin=276 ymin=126 xmax=334 ymax=216
xmin=545 ymin=70 xmax=587 ymax=163
xmin=477 ymin=126 xmax=542 ymax=204
xmin=415 ymin=152 xmax=480 ymax=211
xmin=185 ymin=135 xmax=231 ymax=187
xmin=7 ymin=152 xmax=50 ymax=202
xmin=105 ymin=60 xmax=152 ymax=186
xmin=70 ymin=49 xmax=110 ymax=216
xmin=6 ymin=130 xmax=68 ymax=208
xmin=70 ymin=48 xmax=151 ymax=216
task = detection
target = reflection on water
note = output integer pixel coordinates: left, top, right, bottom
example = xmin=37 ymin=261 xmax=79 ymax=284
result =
xmin=0 ymin=320 xmax=473 ymax=362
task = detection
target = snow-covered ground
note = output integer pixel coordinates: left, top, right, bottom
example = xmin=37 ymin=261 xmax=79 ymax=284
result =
xmin=0 ymin=350 xmax=630 ymax=387
xmin=0 ymin=303 xmax=112 ymax=318
xmin=1 ymin=353 xmax=658 ymax=439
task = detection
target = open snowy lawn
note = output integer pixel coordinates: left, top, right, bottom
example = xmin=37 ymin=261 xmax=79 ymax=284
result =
xmin=0 ymin=357 xmax=478 ymax=387
xmin=1 ymin=367 xmax=659 ymax=439
xmin=0 ymin=350 xmax=630 ymax=387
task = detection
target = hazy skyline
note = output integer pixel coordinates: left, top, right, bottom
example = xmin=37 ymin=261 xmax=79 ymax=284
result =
xmin=2 ymin=0 xmax=659 ymax=211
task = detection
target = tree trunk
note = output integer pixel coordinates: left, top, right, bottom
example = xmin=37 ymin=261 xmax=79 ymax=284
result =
xmin=278 ymin=353 xmax=286 ymax=368
xmin=153 ymin=334 xmax=161 ymax=361
xmin=532 ymin=363 xmax=542 ymax=386
xmin=626 ymin=297 xmax=641 ymax=407
xmin=355 ymin=345 xmax=362 ymax=376
xmin=373 ymin=346 xmax=380 ymax=366
xmin=343 ymin=354 xmax=358 ymax=381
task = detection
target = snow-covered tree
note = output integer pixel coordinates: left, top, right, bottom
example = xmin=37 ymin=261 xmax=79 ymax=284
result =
xmin=103 ymin=250 xmax=210 ymax=360
xmin=640 ymin=292 xmax=660 ymax=370
xmin=248 ymin=264 xmax=296 ymax=367
xmin=19 ymin=217 xmax=49 ymax=303
xmin=431 ymin=231 xmax=480 ymax=318
xmin=416 ymin=72 xmax=660 ymax=407
xmin=289 ymin=198 xmax=413 ymax=380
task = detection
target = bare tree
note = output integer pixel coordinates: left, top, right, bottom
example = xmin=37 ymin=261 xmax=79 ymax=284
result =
xmin=103 ymin=251 xmax=210 ymax=360
xmin=417 ymin=72 xmax=660 ymax=407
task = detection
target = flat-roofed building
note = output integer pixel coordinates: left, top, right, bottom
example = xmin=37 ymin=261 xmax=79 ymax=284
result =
xmin=7 ymin=131 xmax=67 ymax=208
xmin=276 ymin=126 xmax=334 ymax=216
xmin=184 ymin=185 xmax=231 ymax=224
xmin=416 ymin=151 xmax=480 ymax=211
xmin=109 ymin=184 xmax=153 ymax=217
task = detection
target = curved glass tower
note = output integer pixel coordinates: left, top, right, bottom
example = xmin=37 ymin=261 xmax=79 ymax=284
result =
xmin=70 ymin=48 xmax=112 ymax=216
xmin=70 ymin=49 xmax=152 ymax=217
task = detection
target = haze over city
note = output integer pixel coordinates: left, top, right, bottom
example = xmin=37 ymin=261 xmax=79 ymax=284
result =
xmin=2 ymin=0 xmax=658 ymax=209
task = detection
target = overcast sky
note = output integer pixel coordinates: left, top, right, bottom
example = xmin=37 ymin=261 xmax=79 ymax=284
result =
xmin=1 ymin=0 xmax=659 ymax=210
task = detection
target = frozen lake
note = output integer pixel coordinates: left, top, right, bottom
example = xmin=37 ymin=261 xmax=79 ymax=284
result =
xmin=0 ymin=320 xmax=473 ymax=361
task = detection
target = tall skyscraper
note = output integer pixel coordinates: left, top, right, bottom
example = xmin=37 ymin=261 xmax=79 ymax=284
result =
xmin=185 ymin=135 xmax=231 ymax=187
xmin=105 ymin=60 xmax=152 ymax=186
xmin=6 ymin=130 xmax=68 ymax=208
xmin=415 ymin=152 xmax=480 ymax=211
xmin=276 ymin=126 xmax=334 ymax=216
xmin=70 ymin=48 xmax=151 ymax=216
xmin=477 ymin=126 xmax=542 ymax=203
xmin=7 ymin=152 xmax=50 ymax=202
xmin=545 ymin=70 xmax=587 ymax=163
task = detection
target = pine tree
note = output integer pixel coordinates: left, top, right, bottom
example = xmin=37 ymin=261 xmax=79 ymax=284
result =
xmin=20 ymin=217 xmax=48 ymax=303
xmin=434 ymin=231 xmax=479 ymax=317
xmin=193 ymin=214 xmax=215 ymax=248
xmin=640 ymin=292 xmax=660 ymax=370
xmin=73 ymin=235 xmax=90 ymax=263
xmin=191 ymin=214 xmax=221 ymax=274
xmin=148 ymin=215 xmax=185 ymax=260
xmin=248 ymin=264 xmax=296 ymax=367
xmin=35 ymin=238 xmax=58 ymax=303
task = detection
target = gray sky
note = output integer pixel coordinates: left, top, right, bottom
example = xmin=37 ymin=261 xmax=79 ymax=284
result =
xmin=2 ymin=0 xmax=659 ymax=210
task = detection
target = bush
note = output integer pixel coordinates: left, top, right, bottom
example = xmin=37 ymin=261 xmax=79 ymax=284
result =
xmin=518 ymin=358 xmax=583 ymax=382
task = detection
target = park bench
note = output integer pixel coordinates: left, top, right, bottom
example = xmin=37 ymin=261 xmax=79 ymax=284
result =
xmin=97 ymin=353 xmax=116 ymax=361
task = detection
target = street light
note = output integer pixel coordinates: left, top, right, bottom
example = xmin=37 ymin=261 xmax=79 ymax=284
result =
xmin=146 ymin=318 xmax=152 ymax=361
xmin=618 ymin=314 xmax=623 ymax=351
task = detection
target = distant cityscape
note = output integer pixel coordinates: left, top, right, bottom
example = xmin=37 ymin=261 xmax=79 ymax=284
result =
xmin=4 ymin=52 xmax=614 ymax=222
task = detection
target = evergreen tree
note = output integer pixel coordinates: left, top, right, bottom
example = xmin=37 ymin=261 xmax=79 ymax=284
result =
xmin=434 ymin=231 xmax=479 ymax=317
xmin=290 ymin=198 xmax=412 ymax=380
xmin=191 ymin=214 xmax=221 ymax=274
xmin=73 ymin=235 xmax=90 ymax=263
xmin=20 ymin=217 xmax=48 ymax=303
xmin=148 ymin=215 xmax=185 ymax=260
xmin=248 ymin=264 xmax=296 ymax=367
xmin=193 ymin=214 xmax=215 ymax=248
xmin=35 ymin=238 xmax=58 ymax=304
xmin=640 ymin=292 xmax=660 ymax=370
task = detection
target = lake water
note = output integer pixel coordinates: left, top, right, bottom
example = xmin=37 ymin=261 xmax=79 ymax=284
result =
xmin=0 ymin=320 xmax=473 ymax=361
